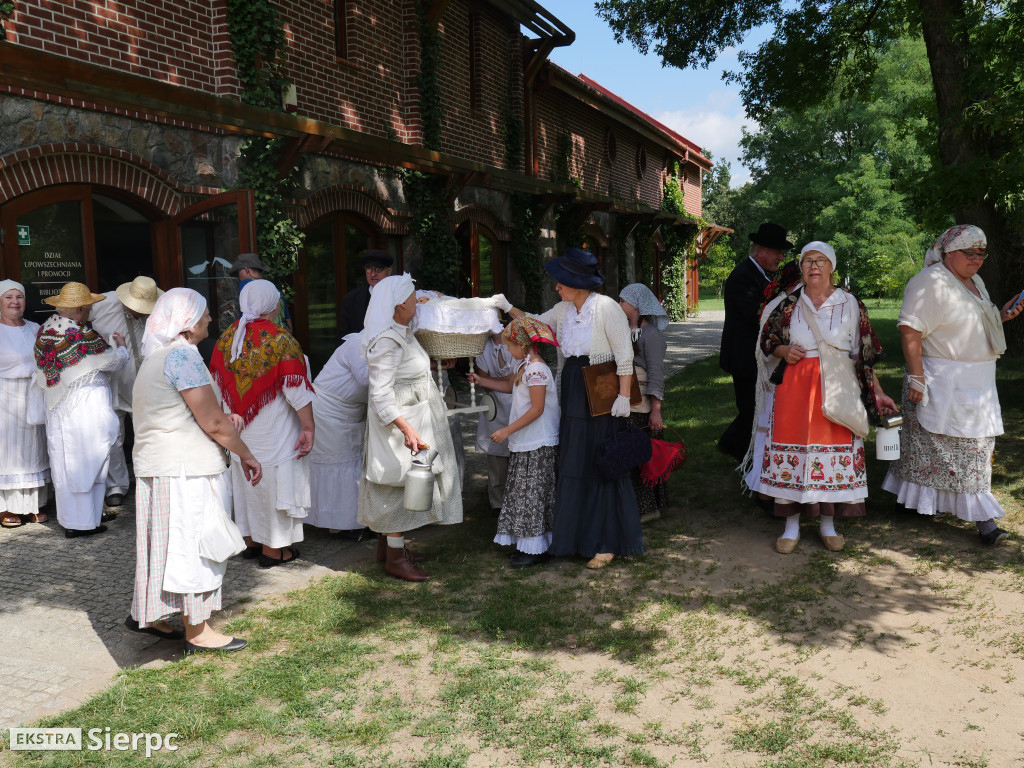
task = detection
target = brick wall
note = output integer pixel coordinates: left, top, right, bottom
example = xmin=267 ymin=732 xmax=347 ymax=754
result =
xmin=534 ymin=88 xmax=670 ymax=210
xmin=5 ymin=0 xmax=236 ymax=96
xmin=278 ymin=0 xmax=412 ymax=141
xmin=432 ymin=2 xmax=518 ymax=166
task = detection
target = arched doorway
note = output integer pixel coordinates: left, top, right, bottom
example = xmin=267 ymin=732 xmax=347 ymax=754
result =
xmin=1 ymin=186 xmax=157 ymax=322
xmin=298 ymin=212 xmax=382 ymax=372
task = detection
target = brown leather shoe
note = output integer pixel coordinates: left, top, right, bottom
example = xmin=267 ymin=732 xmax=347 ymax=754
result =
xmin=384 ymin=545 xmax=431 ymax=582
xmin=376 ymin=533 xmax=426 ymax=563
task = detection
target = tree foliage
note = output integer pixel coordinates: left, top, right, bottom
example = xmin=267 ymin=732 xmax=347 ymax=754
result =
xmin=597 ymin=0 xmax=1024 ymax=344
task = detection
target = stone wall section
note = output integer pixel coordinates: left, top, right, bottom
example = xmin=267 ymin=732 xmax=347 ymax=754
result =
xmin=0 ymin=94 xmax=242 ymax=194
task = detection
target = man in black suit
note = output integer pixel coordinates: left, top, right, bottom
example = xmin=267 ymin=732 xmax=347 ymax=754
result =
xmin=717 ymin=223 xmax=792 ymax=462
xmin=334 ymin=249 xmax=393 ymax=343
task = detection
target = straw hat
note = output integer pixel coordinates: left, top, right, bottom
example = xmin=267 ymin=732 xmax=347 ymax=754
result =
xmin=115 ymin=276 xmax=164 ymax=315
xmin=43 ymin=282 xmax=106 ymax=308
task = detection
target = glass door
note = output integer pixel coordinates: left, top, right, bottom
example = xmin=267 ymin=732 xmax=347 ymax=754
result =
xmin=170 ymin=191 xmax=256 ymax=355
xmin=1 ymin=186 xmax=95 ymax=322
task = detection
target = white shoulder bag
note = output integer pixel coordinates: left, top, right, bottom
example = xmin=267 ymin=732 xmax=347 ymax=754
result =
xmin=801 ymin=306 xmax=870 ymax=438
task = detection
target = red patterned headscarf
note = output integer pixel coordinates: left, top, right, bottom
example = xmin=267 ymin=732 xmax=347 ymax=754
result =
xmin=502 ymin=316 xmax=559 ymax=349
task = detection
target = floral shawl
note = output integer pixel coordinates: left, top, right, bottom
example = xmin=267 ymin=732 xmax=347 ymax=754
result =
xmin=209 ymin=319 xmax=313 ymax=426
xmin=759 ymin=287 xmax=885 ymax=426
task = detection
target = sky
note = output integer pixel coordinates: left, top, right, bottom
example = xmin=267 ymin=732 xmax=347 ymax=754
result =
xmin=540 ymin=1 xmax=762 ymax=186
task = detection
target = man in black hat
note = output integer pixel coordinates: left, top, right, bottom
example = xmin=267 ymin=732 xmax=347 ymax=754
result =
xmin=717 ymin=223 xmax=793 ymax=462
xmin=335 ymin=249 xmax=394 ymax=342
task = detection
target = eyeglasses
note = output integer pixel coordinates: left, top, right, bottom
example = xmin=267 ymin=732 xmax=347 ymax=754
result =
xmin=957 ymin=249 xmax=987 ymax=261
xmin=365 ymin=266 xmax=389 ymax=275
xmin=801 ymin=257 xmax=831 ymax=269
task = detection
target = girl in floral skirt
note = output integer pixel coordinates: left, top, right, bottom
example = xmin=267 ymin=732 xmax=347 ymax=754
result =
xmin=468 ymin=317 xmax=560 ymax=568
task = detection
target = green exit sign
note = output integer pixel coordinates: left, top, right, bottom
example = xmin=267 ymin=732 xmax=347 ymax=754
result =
xmin=16 ymin=225 xmax=30 ymax=246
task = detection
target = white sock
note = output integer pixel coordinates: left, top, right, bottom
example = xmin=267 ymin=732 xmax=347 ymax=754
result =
xmin=387 ymin=535 xmax=404 ymax=549
xmin=819 ymin=516 xmax=838 ymax=537
xmin=781 ymin=515 xmax=800 ymax=540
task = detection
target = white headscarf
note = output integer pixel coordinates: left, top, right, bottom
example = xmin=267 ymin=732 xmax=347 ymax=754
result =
xmin=232 ymin=279 xmax=281 ymax=362
xmin=923 ymin=225 xmax=986 ymax=269
xmin=141 ymin=288 xmax=207 ymax=358
xmin=0 ymin=279 xmax=25 ymax=298
xmin=800 ymin=241 xmax=837 ymax=271
xmin=358 ymin=273 xmax=416 ymax=358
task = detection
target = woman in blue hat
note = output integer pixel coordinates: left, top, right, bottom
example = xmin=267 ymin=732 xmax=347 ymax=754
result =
xmin=506 ymin=248 xmax=644 ymax=568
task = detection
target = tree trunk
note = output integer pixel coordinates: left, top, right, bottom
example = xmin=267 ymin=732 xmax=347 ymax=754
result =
xmin=918 ymin=0 xmax=1024 ymax=350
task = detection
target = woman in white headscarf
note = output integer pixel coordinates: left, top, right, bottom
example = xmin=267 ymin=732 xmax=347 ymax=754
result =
xmin=129 ymin=287 xmax=261 ymax=653
xmin=618 ymin=283 xmax=671 ymax=522
xmin=883 ymin=225 xmax=1024 ymax=545
xmin=358 ymin=273 xmax=463 ymax=582
xmin=210 ymin=279 xmax=315 ymax=568
xmin=0 ymin=279 xmax=50 ymax=528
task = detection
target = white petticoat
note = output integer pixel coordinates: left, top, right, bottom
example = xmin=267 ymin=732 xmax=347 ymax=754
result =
xmin=882 ymin=474 xmax=1004 ymax=522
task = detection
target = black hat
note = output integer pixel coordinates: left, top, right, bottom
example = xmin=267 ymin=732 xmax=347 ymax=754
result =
xmin=748 ymin=223 xmax=794 ymax=251
xmin=543 ymin=247 xmax=605 ymax=290
xmin=228 ymin=253 xmax=271 ymax=275
xmin=360 ymin=249 xmax=393 ymax=269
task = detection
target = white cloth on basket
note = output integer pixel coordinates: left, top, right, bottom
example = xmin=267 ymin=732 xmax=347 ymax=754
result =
xmin=412 ymin=296 xmax=502 ymax=334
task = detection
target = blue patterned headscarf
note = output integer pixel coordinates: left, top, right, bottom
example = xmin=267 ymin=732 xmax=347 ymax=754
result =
xmin=619 ymin=283 xmax=669 ymax=331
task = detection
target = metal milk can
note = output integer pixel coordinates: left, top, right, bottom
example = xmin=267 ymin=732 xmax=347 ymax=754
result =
xmin=403 ymin=445 xmax=438 ymax=511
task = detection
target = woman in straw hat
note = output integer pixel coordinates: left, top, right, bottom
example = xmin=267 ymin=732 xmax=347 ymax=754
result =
xmin=0 ymin=279 xmax=50 ymax=528
xmin=33 ymin=282 xmax=128 ymax=537
xmin=89 ymin=275 xmax=164 ymax=508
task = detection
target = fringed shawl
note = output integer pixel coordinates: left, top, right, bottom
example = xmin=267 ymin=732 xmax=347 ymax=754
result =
xmin=759 ymin=287 xmax=885 ymax=426
xmin=209 ymin=319 xmax=312 ymax=426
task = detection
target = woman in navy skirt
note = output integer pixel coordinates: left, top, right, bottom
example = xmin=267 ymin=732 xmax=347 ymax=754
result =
xmin=508 ymin=248 xmax=644 ymax=568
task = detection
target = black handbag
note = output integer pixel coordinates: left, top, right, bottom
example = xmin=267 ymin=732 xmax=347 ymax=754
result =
xmin=594 ymin=425 xmax=652 ymax=481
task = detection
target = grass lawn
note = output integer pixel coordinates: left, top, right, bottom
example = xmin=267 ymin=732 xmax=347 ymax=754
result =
xmin=4 ymin=301 xmax=1024 ymax=768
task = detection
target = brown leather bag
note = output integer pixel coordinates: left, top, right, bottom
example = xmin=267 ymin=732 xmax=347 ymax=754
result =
xmin=581 ymin=361 xmax=642 ymax=417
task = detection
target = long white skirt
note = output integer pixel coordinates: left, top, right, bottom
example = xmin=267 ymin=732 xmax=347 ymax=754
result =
xmin=45 ymin=380 xmax=119 ymax=530
xmin=231 ymin=456 xmax=308 ymax=548
xmin=0 ymin=376 xmax=50 ymax=515
xmin=308 ymin=393 xmax=364 ymax=530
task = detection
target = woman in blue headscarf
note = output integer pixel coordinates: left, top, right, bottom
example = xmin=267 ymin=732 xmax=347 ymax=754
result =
xmin=618 ymin=284 xmax=670 ymax=521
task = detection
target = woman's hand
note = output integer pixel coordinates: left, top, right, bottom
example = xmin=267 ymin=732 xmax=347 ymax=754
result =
xmin=775 ymin=344 xmax=807 ymax=364
xmin=401 ymin=424 xmax=426 ymax=452
xmin=111 ymin=332 xmax=126 ymax=348
xmin=874 ymin=391 xmax=899 ymax=415
xmin=241 ymin=456 xmax=262 ymax=486
xmin=490 ymin=427 xmax=510 ymax=444
xmin=649 ymin=400 xmax=664 ymax=431
xmin=293 ymin=428 xmax=314 ymax=458
xmin=1000 ymin=291 xmax=1024 ymax=322
xmin=228 ymin=413 xmax=244 ymax=432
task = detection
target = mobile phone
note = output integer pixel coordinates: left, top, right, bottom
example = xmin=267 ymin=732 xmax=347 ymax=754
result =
xmin=1012 ymin=288 xmax=1024 ymax=310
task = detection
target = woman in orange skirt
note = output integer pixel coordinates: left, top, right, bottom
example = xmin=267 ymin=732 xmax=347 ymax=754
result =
xmin=758 ymin=242 xmax=898 ymax=553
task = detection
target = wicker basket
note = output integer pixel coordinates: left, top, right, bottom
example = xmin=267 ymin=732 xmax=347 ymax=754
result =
xmin=415 ymin=329 xmax=491 ymax=359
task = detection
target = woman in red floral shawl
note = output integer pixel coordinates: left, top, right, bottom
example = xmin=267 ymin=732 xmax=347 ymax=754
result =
xmin=210 ymin=279 xmax=315 ymax=568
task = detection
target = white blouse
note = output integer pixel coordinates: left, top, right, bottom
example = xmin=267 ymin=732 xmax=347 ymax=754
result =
xmin=0 ymin=322 xmax=39 ymax=379
xmin=507 ymin=360 xmax=560 ymax=453
xmin=557 ymin=292 xmax=598 ymax=357
xmin=366 ymin=324 xmax=431 ymax=426
xmin=788 ymin=289 xmax=859 ymax=356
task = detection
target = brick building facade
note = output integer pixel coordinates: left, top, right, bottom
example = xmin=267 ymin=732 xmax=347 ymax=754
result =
xmin=0 ymin=0 xmax=718 ymax=371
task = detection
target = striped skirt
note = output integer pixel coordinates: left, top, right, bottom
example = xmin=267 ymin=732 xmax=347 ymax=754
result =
xmin=130 ymin=475 xmax=223 ymax=628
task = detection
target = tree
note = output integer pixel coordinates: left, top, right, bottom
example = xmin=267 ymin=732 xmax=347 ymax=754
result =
xmin=596 ymin=0 xmax=1024 ymax=345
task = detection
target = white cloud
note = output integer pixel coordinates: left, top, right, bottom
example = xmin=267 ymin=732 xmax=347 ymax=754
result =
xmin=653 ymin=91 xmax=757 ymax=186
